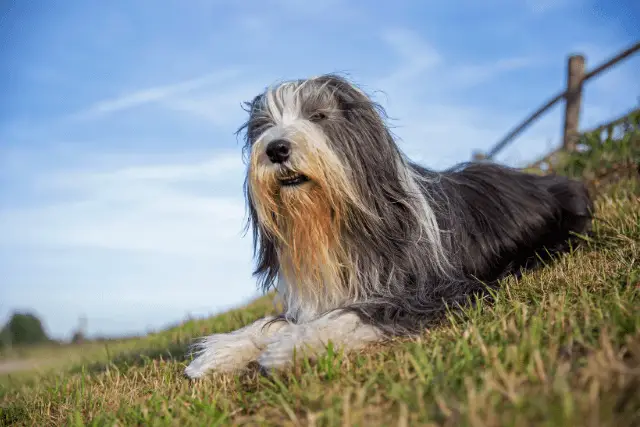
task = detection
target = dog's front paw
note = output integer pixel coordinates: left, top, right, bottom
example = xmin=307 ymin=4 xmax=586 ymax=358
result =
xmin=257 ymin=327 xmax=319 ymax=371
xmin=256 ymin=340 xmax=297 ymax=371
xmin=184 ymin=333 xmax=261 ymax=379
xmin=184 ymin=356 xmax=213 ymax=379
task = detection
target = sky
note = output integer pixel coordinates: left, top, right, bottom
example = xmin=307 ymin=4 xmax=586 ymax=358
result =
xmin=0 ymin=0 xmax=638 ymax=340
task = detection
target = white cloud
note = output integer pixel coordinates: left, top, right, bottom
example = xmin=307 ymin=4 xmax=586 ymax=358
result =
xmin=376 ymin=28 xmax=443 ymax=90
xmin=364 ymin=29 xmax=550 ymax=167
xmin=0 ymin=151 xmax=248 ymax=257
xmin=72 ymin=68 xmax=241 ymax=119
xmin=376 ymin=28 xmax=538 ymax=92
xmin=162 ymin=82 xmax=265 ymax=127
xmin=41 ymin=150 xmax=244 ymax=189
xmin=448 ymin=57 xmax=538 ymax=88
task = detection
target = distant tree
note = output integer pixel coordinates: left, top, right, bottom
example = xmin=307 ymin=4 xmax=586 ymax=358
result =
xmin=0 ymin=327 xmax=11 ymax=350
xmin=0 ymin=312 xmax=50 ymax=346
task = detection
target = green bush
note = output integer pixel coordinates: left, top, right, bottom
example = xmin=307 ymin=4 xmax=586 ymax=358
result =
xmin=557 ymin=112 xmax=640 ymax=179
xmin=0 ymin=313 xmax=50 ymax=348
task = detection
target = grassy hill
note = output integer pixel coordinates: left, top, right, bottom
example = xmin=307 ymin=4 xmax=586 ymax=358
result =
xmin=1 ymin=125 xmax=638 ymax=426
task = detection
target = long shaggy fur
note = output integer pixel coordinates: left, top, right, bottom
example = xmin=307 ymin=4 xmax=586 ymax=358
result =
xmin=184 ymin=74 xmax=593 ymax=378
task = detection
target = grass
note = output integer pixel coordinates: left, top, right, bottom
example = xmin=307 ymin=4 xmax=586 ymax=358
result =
xmin=1 ymin=127 xmax=638 ymax=426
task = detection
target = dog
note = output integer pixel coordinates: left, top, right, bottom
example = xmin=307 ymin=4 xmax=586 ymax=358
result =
xmin=184 ymin=74 xmax=593 ymax=379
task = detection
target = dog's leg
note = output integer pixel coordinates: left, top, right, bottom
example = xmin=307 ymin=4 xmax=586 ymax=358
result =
xmin=184 ymin=316 xmax=289 ymax=378
xmin=257 ymin=310 xmax=384 ymax=370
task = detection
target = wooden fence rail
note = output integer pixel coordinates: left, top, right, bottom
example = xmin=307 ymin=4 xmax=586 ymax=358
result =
xmin=526 ymin=107 xmax=640 ymax=171
xmin=474 ymin=40 xmax=640 ymax=163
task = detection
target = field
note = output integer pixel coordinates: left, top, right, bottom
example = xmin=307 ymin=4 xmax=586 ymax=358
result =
xmin=1 ymin=126 xmax=639 ymax=426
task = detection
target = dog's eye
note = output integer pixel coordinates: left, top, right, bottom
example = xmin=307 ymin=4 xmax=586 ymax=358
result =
xmin=308 ymin=111 xmax=327 ymax=122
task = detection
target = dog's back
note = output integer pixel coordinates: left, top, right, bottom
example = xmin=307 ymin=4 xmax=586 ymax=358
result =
xmin=430 ymin=162 xmax=594 ymax=284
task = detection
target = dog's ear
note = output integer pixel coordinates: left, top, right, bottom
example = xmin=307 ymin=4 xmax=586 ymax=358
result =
xmin=236 ymin=93 xmax=265 ymax=147
xmin=242 ymin=93 xmax=264 ymax=116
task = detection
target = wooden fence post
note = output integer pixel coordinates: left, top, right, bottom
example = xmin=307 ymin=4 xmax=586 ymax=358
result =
xmin=472 ymin=151 xmax=486 ymax=162
xmin=562 ymin=54 xmax=586 ymax=152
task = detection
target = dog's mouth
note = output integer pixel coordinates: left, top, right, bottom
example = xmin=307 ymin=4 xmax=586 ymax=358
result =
xmin=278 ymin=172 xmax=310 ymax=187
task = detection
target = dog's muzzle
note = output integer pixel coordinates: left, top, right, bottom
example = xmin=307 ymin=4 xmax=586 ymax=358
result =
xmin=263 ymin=139 xmax=310 ymax=187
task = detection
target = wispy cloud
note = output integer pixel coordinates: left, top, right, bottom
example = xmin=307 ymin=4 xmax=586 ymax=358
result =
xmin=1 ymin=151 xmax=247 ymax=254
xmin=162 ymin=82 xmax=264 ymax=128
xmin=72 ymin=69 xmax=241 ymax=119
xmin=42 ymin=151 xmax=244 ymax=189
xmin=375 ymin=28 xmax=538 ymax=98
xmin=448 ymin=57 xmax=539 ymax=88
xmin=376 ymin=28 xmax=443 ymax=89
xmin=363 ymin=29 xmax=547 ymax=167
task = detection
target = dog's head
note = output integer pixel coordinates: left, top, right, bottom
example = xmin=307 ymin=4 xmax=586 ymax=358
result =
xmin=240 ymin=74 xmax=402 ymax=234
xmin=238 ymin=74 xmax=429 ymax=306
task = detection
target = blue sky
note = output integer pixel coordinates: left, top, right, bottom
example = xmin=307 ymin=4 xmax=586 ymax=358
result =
xmin=1 ymin=0 xmax=638 ymax=340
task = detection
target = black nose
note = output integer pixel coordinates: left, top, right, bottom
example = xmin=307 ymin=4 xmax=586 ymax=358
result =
xmin=265 ymin=139 xmax=291 ymax=164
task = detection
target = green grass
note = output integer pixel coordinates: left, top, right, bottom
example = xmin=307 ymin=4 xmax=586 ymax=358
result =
xmin=1 ymin=128 xmax=638 ymax=426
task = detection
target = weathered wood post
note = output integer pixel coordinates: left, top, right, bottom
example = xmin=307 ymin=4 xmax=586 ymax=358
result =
xmin=562 ymin=54 xmax=585 ymax=152
xmin=472 ymin=151 xmax=486 ymax=162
